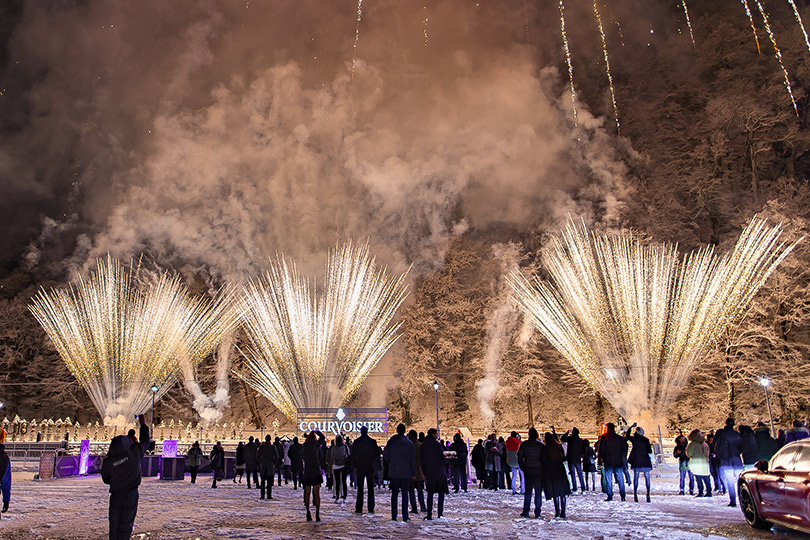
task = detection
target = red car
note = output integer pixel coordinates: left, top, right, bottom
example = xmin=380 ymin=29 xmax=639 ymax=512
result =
xmin=738 ymin=438 xmax=810 ymax=534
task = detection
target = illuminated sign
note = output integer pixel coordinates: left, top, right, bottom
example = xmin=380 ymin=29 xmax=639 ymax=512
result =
xmin=78 ymin=439 xmax=90 ymax=475
xmin=296 ymin=407 xmax=387 ymax=436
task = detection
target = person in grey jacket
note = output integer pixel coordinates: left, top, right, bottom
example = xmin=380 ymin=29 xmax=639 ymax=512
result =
xmin=383 ymin=423 xmax=417 ymax=522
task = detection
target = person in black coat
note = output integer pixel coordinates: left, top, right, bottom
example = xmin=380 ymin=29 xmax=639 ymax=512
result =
xmin=470 ymin=439 xmax=486 ymax=488
xmin=517 ymin=427 xmax=543 ymax=518
xmin=209 ymin=441 xmax=225 ymax=489
xmin=753 ymin=422 xmax=779 ymax=462
xmin=258 ymin=435 xmax=278 ymax=500
xmin=138 ymin=415 xmax=150 ymax=452
xmin=706 ymin=432 xmax=723 ymax=494
xmin=383 ymin=423 xmax=417 ymax=522
xmin=625 ymin=425 xmax=653 ymax=502
xmin=102 ymin=433 xmax=145 ymax=540
xmin=582 ymin=439 xmax=597 ymax=491
xmin=542 ymin=432 xmax=571 ymax=518
xmin=420 ymin=428 xmax=448 ymax=520
xmin=352 ymin=425 xmax=379 ymax=514
xmin=273 ymin=437 xmax=285 ymax=486
xmin=234 ymin=442 xmax=245 ymax=484
xmin=288 ymin=437 xmax=303 ymax=490
xmin=738 ymin=425 xmax=759 ymax=466
xmin=598 ymin=423 xmax=628 ymax=502
xmin=302 ymin=431 xmax=326 ymax=522
xmin=449 ymin=433 xmax=468 ymax=493
xmin=243 ymin=436 xmax=259 ymax=489
xmin=714 ymin=417 xmax=744 ymax=507
xmin=561 ymin=427 xmax=585 ymax=494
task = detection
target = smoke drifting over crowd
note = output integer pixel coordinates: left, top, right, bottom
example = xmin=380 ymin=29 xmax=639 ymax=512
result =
xmin=1 ymin=0 xmax=635 ymax=283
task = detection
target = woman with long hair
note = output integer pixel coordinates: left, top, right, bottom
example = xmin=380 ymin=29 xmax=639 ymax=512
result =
xmin=542 ymin=432 xmax=571 ymax=518
xmin=332 ymin=435 xmax=351 ymax=503
xmin=302 ymin=431 xmax=326 ymax=521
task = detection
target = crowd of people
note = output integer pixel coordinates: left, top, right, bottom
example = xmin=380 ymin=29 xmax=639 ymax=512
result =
xmin=93 ymin=415 xmax=810 ymax=539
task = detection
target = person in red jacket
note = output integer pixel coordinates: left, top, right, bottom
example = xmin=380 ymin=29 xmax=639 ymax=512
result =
xmin=505 ymin=432 xmax=523 ymax=495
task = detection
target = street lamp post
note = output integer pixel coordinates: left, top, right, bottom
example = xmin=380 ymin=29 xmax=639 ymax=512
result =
xmin=150 ymin=385 xmax=158 ymax=441
xmin=432 ymin=380 xmax=440 ymax=439
xmin=760 ymin=377 xmax=776 ymax=438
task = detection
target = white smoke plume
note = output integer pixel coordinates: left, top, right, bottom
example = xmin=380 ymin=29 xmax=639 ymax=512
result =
xmin=476 ymin=243 xmax=522 ymax=426
xmin=180 ymin=331 xmax=234 ymax=425
xmin=5 ymin=1 xmax=632 ymax=283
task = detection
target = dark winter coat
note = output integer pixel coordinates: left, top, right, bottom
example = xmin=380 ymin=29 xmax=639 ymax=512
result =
xmin=0 ymin=444 xmax=10 ymax=506
xmin=413 ymin=440 xmax=424 ymax=481
xmin=139 ymin=423 xmax=150 ymax=447
xmin=541 ymin=442 xmax=571 ymax=499
xmin=626 ymin=433 xmax=653 ymax=470
xmin=449 ymin=439 xmax=468 ymax=469
xmin=713 ymin=426 xmax=743 ymax=468
xmin=753 ymin=427 xmax=779 ymax=462
xmin=273 ymin=440 xmax=284 ymax=466
xmin=420 ymin=436 xmax=449 ymax=493
xmin=236 ymin=444 xmax=245 ymax=466
xmin=244 ymin=441 xmax=258 ymax=471
xmin=102 ymin=435 xmax=144 ymax=494
xmin=187 ymin=446 xmax=202 ymax=467
xmin=352 ymin=434 xmax=380 ymax=473
xmin=598 ymin=432 xmax=628 ymax=469
xmin=561 ymin=432 xmax=584 ymax=465
xmin=739 ymin=426 xmax=759 ymax=465
xmin=209 ymin=445 xmax=225 ymax=470
xmin=258 ymin=442 xmax=278 ymax=476
xmin=383 ymin=433 xmax=417 ymax=480
xmin=517 ymin=439 xmax=543 ymax=476
xmin=287 ymin=441 xmax=303 ymax=473
xmin=485 ymin=439 xmax=502 ymax=471
xmin=673 ymin=439 xmax=689 ymax=464
xmin=785 ymin=426 xmax=810 ymax=444
xmin=302 ymin=438 xmax=325 ymax=479
xmin=583 ymin=446 xmax=597 ymax=473
xmin=471 ymin=442 xmax=485 ymax=469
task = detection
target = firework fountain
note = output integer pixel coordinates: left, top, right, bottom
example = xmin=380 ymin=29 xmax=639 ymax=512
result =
xmin=238 ymin=242 xmax=409 ymax=421
xmin=29 ymin=256 xmax=236 ymax=425
xmin=509 ymin=218 xmax=796 ymax=427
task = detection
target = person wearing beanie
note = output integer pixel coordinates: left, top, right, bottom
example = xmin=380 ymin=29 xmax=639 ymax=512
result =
xmin=0 ymin=428 xmax=10 ymax=516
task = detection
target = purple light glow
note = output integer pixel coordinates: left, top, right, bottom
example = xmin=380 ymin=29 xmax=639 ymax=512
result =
xmin=162 ymin=440 xmax=178 ymax=458
xmin=78 ymin=439 xmax=90 ymax=475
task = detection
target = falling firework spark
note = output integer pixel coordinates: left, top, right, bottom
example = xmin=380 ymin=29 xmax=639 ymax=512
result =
xmin=508 ymin=218 xmax=796 ymax=424
xmin=351 ymin=0 xmax=364 ymax=79
xmin=592 ymin=0 xmax=620 ymax=134
xmin=559 ymin=1 xmax=578 ymax=128
xmin=682 ymin=1 xmax=696 ymax=48
xmin=741 ymin=0 xmax=763 ymax=54
xmin=523 ymin=0 xmax=530 ymax=43
xmin=787 ymin=0 xmax=810 ymax=53
xmin=423 ymin=3 xmax=429 ymax=47
xmin=754 ymin=0 xmax=799 ymax=115
xmin=29 ymin=256 xmax=236 ymax=424
xmin=238 ymin=242 xmax=409 ymax=421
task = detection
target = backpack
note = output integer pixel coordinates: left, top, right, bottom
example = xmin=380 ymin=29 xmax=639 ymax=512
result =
xmin=333 ymin=445 xmax=350 ymax=467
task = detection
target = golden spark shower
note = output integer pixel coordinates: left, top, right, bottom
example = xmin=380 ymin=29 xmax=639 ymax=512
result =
xmin=238 ymin=242 xmax=409 ymax=421
xmin=28 ymin=256 xmax=237 ymax=425
xmin=508 ymin=218 xmax=796 ymax=427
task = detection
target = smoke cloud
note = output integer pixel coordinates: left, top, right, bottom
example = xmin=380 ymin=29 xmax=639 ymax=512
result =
xmin=476 ymin=243 xmax=522 ymax=426
xmin=3 ymin=0 xmax=632 ymax=282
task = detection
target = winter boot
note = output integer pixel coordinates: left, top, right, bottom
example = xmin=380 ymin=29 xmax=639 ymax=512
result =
xmin=307 ymin=510 xmax=312 ymax=522
xmin=559 ymin=497 xmax=567 ymax=519
xmin=316 ymin=509 xmax=321 ymax=522
xmin=553 ymin=498 xmax=560 ymax=518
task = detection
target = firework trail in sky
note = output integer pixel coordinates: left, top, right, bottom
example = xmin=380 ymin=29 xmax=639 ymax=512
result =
xmin=351 ymin=0 xmax=364 ymax=79
xmin=741 ymin=0 xmax=763 ymax=54
xmin=787 ymin=0 xmax=810 ymax=53
xmin=559 ymin=1 xmax=578 ymax=128
xmin=592 ymin=0 xmax=620 ymax=134
xmin=682 ymin=1 xmax=696 ymax=48
xmin=755 ymin=0 xmax=799 ymax=115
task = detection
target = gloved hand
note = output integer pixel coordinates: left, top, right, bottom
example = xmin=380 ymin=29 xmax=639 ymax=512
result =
xmin=2 ymin=502 xmax=8 ymax=513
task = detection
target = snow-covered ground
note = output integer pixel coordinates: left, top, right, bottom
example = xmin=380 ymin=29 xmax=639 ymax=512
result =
xmin=0 ymin=464 xmax=806 ymax=539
